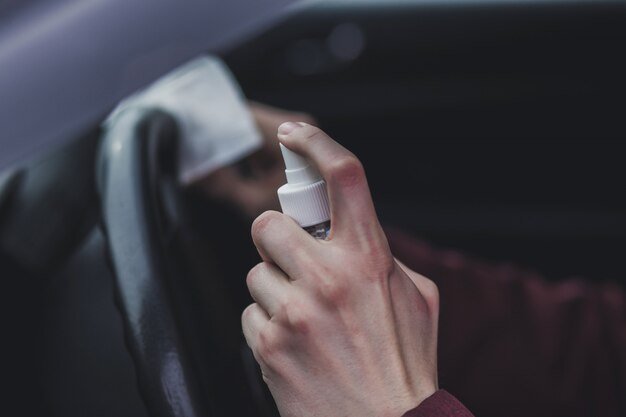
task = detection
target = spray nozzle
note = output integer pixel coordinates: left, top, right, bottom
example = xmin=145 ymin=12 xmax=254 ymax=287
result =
xmin=277 ymin=143 xmax=330 ymax=228
xmin=279 ymin=143 xmax=322 ymax=185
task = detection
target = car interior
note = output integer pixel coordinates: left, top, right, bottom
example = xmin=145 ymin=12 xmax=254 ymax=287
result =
xmin=1 ymin=1 xmax=625 ymax=416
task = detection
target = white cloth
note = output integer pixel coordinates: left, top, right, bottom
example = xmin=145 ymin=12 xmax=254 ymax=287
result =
xmin=105 ymin=55 xmax=262 ymax=185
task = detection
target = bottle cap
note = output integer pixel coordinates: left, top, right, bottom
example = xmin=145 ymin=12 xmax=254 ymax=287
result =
xmin=277 ymin=143 xmax=330 ymax=227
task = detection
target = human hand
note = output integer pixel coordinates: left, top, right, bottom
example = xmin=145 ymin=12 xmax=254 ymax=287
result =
xmin=195 ymin=102 xmax=315 ymax=220
xmin=242 ymin=123 xmax=439 ymax=417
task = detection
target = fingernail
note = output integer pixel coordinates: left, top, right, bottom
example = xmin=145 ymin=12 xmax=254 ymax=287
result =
xmin=278 ymin=122 xmax=299 ymax=136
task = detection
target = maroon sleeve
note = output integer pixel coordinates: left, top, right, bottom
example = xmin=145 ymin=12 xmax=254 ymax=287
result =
xmin=402 ymin=390 xmax=474 ymax=417
xmin=386 ymin=227 xmax=626 ymax=417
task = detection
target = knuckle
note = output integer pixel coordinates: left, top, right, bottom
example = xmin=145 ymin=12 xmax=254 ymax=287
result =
xmin=257 ymin=327 xmax=282 ymax=363
xmin=251 ymin=210 xmax=281 ymax=241
xmin=241 ymin=303 xmax=254 ymax=323
xmin=280 ymin=300 xmax=312 ymax=334
xmin=241 ymin=304 xmax=259 ymax=335
xmin=328 ymin=155 xmax=365 ymax=188
xmin=246 ymin=262 xmax=268 ymax=289
xmin=317 ymin=279 xmax=349 ymax=306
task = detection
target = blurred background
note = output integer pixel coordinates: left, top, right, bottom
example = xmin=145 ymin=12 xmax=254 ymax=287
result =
xmin=1 ymin=1 xmax=625 ymax=417
xmin=224 ymin=0 xmax=626 ymax=283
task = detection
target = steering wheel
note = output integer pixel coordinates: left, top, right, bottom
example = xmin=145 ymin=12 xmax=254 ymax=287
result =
xmin=97 ymin=108 xmax=276 ymax=417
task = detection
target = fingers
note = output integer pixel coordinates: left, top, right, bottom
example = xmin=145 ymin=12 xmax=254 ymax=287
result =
xmin=277 ymin=122 xmax=382 ymax=242
xmin=251 ymin=210 xmax=318 ymax=279
xmin=247 ymin=262 xmax=292 ymax=317
xmin=241 ymin=303 xmax=269 ymax=350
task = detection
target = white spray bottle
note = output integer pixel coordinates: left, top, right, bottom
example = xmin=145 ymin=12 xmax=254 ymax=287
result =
xmin=277 ymin=144 xmax=331 ymax=239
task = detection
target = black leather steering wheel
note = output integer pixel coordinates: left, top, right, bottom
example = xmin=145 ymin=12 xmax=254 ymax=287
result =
xmin=97 ymin=108 xmax=276 ymax=417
